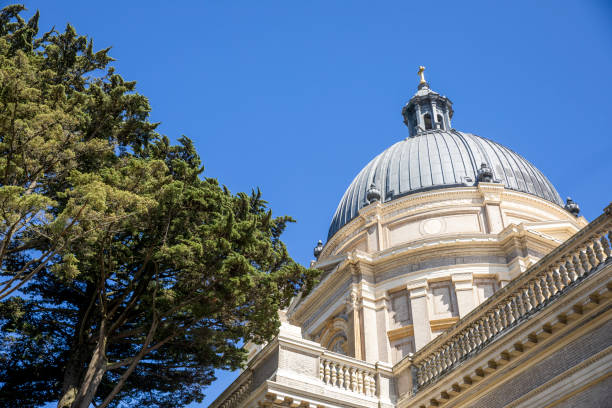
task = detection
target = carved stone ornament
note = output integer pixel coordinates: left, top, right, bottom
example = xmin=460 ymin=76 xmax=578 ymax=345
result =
xmin=313 ymin=240 xmax=324 ymax=259
xmin=366 ymin=183 xmax=381 ymax=204
xmin=564 ymin=197 xmax=580 ymax=217
xmin=477 ymin=162 xmax=494 ymax=183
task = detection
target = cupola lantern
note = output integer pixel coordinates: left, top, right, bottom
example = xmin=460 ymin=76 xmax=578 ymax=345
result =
xmin=402 ymin=66 xmax=454 ymax=136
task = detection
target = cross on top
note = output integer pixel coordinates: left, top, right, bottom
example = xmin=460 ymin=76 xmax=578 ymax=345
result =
xmin=418 ymin=66 xmax=426 ymax=84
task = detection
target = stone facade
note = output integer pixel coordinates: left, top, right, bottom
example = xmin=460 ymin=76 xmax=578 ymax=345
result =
xmin=210 ymin=204 xmax=611 ymax=408
xmin=209 ymin=78 xmax=610 ymax=408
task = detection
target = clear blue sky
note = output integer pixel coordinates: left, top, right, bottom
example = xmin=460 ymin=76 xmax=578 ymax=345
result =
xmin=17 ymin=0 xmax=611 ymax=406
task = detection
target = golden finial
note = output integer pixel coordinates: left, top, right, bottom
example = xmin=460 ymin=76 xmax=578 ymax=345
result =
xmin=418 ymin=66 xmax=426 ymax=84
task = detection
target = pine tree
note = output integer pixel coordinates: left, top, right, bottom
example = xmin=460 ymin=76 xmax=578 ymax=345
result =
xmin=0 ymin=6 xmax=318 ymax=408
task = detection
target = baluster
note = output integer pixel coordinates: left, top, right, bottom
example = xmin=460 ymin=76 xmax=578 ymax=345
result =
xmin=324 ymin=360 xmax=330 ymax=384
xmin=578 ymin=250 xmax=590 ymax=275
xmin=358 ymin=370 xmax=364 ymax=394
xmin=496 ymin=307 xmax=506 ymax=332
xmin=319 ymin=361 xmax=324 ymax=380
xmin=439 ymin=347 xmax=446 ymax=371
xmin=457 ymin=333 xmax=465 ymax=357
xmin=543 ymin=271 xmax=554 ymax=298
xmin=501 ymin=300 xmax=511 ymax=325
xmin=449 ymin=339 xmax=458 ymax=363
xmin=467 ymin=328 xmax=476 ymax=352
xmin=487 ymin=312 xmax=497 ymax=338
xmin=515 ymin=295 xmax=524 ymax=319
xmin=444 ymin=346 xmax=451 ymax=370
xmin=477 ymin=320 xmax=487 ymax=344
xmin=432 ymin=353 xmax=439 ymax=377
xmin=416 ymin=365 xmax=423 ymax=387
xmin=552 ymin=266 xmax=563 ymax=293
xmin=592 ymin=237 xmax=605 ymax=263
xmin=466 ymin=326 xmax=476 ymax=350
xmin=473 ymin=324 xmax=483 ymax=347
xmin=492 ymin=308 xmax=502 ymax=334
xmin=510 ymin=297 xmax=520 ymax=322
xmin=429 ymin=353 xmax=440 ymax=378
xmin=331 ymin=363 xmax=337 ymax=386
xmin=566 ymin=258 xmax=578 ymax=281
xmin=363 ymin=373 xmax=370 ymax=396
xmin=422 ymin=361 xmax=429 ymax=383
xmin=539 ymin=275 xmax=551 ymax=301
xmin=465 ymin=330 xmax=474 ymax=353
xmin=504 ymin=299 xmax=515 ymax=325
xmin=586 ymin=242 xmax=598 ymax=268
xmin=544 ymin=269 xmax=556 ymax=297
xmin=420 ymin=364 xmax=427 ymax=386
xmin=417 ymin=362 xmax=427 ymax=387
xmin=344 ymin=365 xmax=351 ymax=390
xmin=337 ymin=365 xmax=344 ymax=389
xmin=515 ymin=292 xmax=526 ymax=317
xmin=522 ymin=287 xmax=532 ymax=313
xmin=533 ymin=279 xmax=545 ymax=305
xmin=527 ymin=281 xmax=538 ymax=308
xmin=573 ymin=254 xmax=585 ymax=277
xmin=370 ymin=373 xmax=376 ymax=396
xmin=559 ymin=263 xmax=571 ymax=286
xmin=600 ymin=233 xmax=611 ymax=258
xmin=351 ymin=368 xmax=358 ymax=392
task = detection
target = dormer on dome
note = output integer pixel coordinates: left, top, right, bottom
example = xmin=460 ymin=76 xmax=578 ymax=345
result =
xmin=402 ymin=66 xmax=454 ymax=136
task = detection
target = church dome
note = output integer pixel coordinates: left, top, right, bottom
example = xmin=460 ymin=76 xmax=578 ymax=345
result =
xmin=327 ymin=69 xmax=564 ymax=240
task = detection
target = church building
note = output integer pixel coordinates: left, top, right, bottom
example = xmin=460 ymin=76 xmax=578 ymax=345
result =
xmin=210 ymin=68 xmax=612 ymax=408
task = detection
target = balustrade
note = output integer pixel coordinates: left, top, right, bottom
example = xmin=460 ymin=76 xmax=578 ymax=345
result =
xmin=409 ymin=210 xmax=611 ymax=391
xmin=319 ymin=356 xmax=377 ymax=397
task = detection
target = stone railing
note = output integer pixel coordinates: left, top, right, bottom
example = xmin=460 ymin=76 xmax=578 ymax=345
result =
xmin=320 ymin=351 xmax=378 ymax=397
xmin=410 ymin=204 xmax=612 ymax=393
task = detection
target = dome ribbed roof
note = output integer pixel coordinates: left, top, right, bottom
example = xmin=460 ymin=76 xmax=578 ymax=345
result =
xmin=328 ymin=129 xmax=564 ymax=239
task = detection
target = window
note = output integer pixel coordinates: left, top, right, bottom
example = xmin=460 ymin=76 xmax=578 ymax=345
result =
xmin=437 ymin=114 xmax=444 ymax=129
xmin=424 ymin=113 xmax=433 ymax=130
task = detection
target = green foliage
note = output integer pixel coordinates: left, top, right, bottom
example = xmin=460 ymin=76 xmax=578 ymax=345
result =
xmin=0 ymin=6 xmax=318 ymax=408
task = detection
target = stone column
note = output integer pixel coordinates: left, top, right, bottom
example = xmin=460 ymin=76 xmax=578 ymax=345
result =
xmin=442 ymin=105 xmax=452 ymax=130
xmin=431 ymin=100 xmax=440 ymax=129
xmin=452 ymin=272 xmax=475 ymax=317
xmin=407 ymin=279 xmax=431 ymax=350
xmin=415 ymin=103 xmax=423 ymax=130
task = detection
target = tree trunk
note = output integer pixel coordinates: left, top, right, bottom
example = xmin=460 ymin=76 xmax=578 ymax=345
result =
xmin=70 ymin=329 xmax=108 ymax=408
xmin=57 ymin=345 xmax=87 ymax=408
xmin=58 ymin=283 xmax=96 ymax=408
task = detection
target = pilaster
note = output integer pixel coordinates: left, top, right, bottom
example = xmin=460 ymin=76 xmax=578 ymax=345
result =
xmin=451 ymin=272 xmax=475 ymax=317
xmin=407 ymin=278 xmax=431 ymax=349
xmin=478 ymin=182 xmax=506 ymax=233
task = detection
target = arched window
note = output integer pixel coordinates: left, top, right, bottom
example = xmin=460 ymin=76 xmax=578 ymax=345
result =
xmin=437 ymin=114 xmax=444 ymax=130
xmin=424 ymin=113 xmax=433 ymax=130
